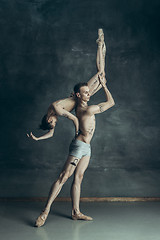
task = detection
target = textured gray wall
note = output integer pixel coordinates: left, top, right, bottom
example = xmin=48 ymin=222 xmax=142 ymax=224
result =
xmin=0 ymin=0 xmax=160 ymax=197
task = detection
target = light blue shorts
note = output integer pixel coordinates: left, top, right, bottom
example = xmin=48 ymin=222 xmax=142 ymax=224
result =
xmin=69 ymin=139 xmax=91 ymax=159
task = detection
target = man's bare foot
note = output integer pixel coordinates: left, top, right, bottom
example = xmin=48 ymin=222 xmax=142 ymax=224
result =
xmin=72 ymin=210 xmax=93 ymax=221
xmin=34 ymin=209 xmax=49 ymax=227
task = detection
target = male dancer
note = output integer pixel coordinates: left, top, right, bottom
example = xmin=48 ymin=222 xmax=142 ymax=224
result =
xmin=35 ymin=40 xmax=115 ymax=227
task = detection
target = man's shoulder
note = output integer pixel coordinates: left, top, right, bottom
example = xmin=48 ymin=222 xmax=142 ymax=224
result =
xmin=86 ymin=104 xmax=103 ymax=115
xmin=86 ymin=105 xmax=97 ymax=115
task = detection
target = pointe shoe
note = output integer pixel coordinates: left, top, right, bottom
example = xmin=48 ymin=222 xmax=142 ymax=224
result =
xmin=72 ymin=211 xmax=93 ymax=221
xmin=96 ymin=28 xmax=106 ymax=57
xmin=96 ymin=28 xmax=104 ymax=44
xmin=102 ymin=41 xmax=106 ymax=58
xmin=35 ymin=209 xmax=49 ymax=227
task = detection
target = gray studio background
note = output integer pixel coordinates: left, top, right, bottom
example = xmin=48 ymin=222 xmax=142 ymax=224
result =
xmin=0 ymin=0 xmax=160 ymax=198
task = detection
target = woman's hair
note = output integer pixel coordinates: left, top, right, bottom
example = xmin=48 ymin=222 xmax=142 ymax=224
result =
xmin=39 ymin=114 xmax=53 ymax=130
xmin=74 ymin=82 xmax=88 ymax=94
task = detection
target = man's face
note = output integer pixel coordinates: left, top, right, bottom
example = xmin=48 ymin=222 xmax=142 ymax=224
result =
xmin=78 ymin=86 xmax=90 ymax=102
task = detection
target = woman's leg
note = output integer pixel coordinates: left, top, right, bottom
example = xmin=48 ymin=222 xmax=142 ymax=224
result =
xmin=87 ymin=36 xmax=106 ymax=96
xmin=96 ymin=28 xmax=106 ymax=73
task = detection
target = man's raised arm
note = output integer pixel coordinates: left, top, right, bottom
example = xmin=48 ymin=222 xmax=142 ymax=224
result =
xmin=88 ymin=74 xmax=115 ymax=115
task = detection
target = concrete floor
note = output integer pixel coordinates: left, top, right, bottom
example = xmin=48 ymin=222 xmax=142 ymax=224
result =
xmin=0 ymin=201 xmax=160 ymax=240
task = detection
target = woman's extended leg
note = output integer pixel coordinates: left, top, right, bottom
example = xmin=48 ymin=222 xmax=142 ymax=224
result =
xmin=96 ymin=28 xmax=106 ymax=74
xmin=87 ymin=34 xmax=106 ymax=96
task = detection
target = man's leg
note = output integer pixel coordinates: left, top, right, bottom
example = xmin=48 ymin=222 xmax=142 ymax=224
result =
xmin=70 ymin=155 xmax=93 ymax=220
xmin=35 ymin=155 xmax=80 ymax=227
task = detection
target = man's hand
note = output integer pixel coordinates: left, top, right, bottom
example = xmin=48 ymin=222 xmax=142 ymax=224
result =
xmin=98 ymin=73 xmax=106 ymax=87
xmin=27 ymin=132 xmax=38 ymax=141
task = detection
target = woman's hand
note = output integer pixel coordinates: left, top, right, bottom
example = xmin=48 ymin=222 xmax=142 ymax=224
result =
xmin=27 ymin=132 xmax=38 ymax=141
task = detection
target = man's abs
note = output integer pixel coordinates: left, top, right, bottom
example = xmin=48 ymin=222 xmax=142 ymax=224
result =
xmin=76 ymin=125 xmax=95 ymax=144
xmin=76 ymin=134 xmax=93 ymax=144
xmin=76 ymin=108 xmax=96 ymax=144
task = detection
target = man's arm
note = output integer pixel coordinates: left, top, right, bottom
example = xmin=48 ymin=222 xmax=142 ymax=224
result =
xmin=88 ymin=75 xmax=115 ymax=115
xmin=27 ymin=129 xmax=54 ymax=141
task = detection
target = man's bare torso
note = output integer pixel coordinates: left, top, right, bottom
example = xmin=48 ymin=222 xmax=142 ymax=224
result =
xmin=76 ymin=105 xmax=95 ymax=144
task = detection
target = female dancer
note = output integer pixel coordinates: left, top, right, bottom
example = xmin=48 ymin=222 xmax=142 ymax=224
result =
xmin=27 ymin=29 xmax=106 ymax=140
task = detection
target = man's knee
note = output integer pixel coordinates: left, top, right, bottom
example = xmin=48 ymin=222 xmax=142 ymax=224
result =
xmin=59 ymin=171 xmax=70 ymax=184
xmin=75 ymin=173 xmax=84 ymax=183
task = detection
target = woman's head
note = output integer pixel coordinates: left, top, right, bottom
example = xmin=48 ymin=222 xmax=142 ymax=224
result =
xmin=39 ymin=114 xmax=57 ymax=130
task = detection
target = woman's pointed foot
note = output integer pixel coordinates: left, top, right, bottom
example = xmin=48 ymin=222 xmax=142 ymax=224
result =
xmin=96 ymin=28 xmax=104 ymax=44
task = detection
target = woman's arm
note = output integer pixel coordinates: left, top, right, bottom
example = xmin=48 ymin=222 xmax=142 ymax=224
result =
xmin=27 ymin=129 xmax=54 ymax=141
xmin=53 ymin=103 xmax=79 ymax=136
xmin=62 ymin=110 xmax=79 ymax=136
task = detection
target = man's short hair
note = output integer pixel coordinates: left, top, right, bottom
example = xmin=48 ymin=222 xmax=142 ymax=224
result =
xmin=39 ymin=114 xmax=53 ymax=130
xmin=74 ymin=82 xmax=88 ymax=94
